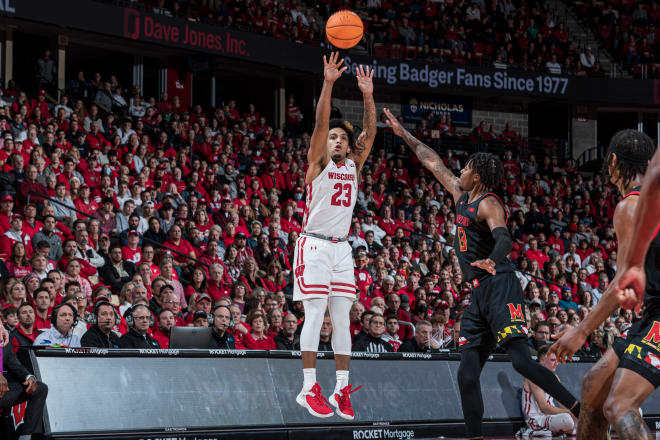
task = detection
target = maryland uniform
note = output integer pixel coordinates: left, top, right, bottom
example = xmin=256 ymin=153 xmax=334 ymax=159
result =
xmin=613 ymin=187 xmax=660 ymax=388
xmin=454 ymin=192 xmax=529 ymax=351
xmin=293 ymin=159 xmax=358 ymax=301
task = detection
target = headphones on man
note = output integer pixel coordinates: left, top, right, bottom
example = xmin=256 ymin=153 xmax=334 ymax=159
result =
xmin=50 ymin=303 xmax=79 ymax=328
xmin=208 ymin=305 xmax=234 ymax=329
xmin=124 ymin=304 xmax=155 ymax=328
xmin=88 ymin=301 xmax=121 ymax=326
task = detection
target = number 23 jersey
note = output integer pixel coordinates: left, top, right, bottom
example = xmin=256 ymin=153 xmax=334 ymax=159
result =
xmin=302 ymin=158 xmax=357 ymax=238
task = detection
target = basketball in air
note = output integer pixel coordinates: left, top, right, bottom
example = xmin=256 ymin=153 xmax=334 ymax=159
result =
xmin=325 ymin=11 xmax=364 ymax=49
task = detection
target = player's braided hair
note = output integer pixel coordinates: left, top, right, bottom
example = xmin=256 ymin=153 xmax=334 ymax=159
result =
xmin=329 ymin=119 xmax=355 ymax=147
xmin=466 ymin=152 xmax=503 ymax=190
xmin=602 ymin=129 xmax=656 ymax=190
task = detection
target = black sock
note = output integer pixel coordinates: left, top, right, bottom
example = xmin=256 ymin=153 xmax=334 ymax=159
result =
xmin=505 ymin=338 xmax=580 ymax=417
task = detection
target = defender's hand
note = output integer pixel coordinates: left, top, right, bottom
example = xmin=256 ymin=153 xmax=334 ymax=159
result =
xmin=356 ymin=65 xmax=374 ymax=95
xmin=0 ymin=324 xmax=8 ymax=347
xmin=471 ymin=259 xmax=496 ymax=275
xmin=383 ymin=108 xmax=406 ymax=137
xmin=323 ymin=52 xmax=347 ymax=83
xmin=615 ymin=265 xmax=646 ymax=313
xmin=549 ymin=326 xmax=587 ymax=364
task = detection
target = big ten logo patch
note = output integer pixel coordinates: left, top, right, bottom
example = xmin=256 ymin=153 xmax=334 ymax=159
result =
xmin=507 ymin=303 xmax=525 ymax=322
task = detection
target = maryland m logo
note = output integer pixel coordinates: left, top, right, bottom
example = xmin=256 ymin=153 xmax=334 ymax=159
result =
xmin=642 ymin=321 xmax=660 ymax=348
xmin=507 ymin=303 xmax=525 ymax=322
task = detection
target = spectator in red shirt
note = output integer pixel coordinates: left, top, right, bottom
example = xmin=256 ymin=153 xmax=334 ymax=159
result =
xmin=6 ymin=242 xmax=31 ymax=278
xmin=11 ymin=302 xmax=39 ymax=351
xmin=152 ymin=309 xmax=175 ymax=349
xmin=163 ymin=225 xmax=196 ymax=270
xmin=5 ymin=281 xmax=27 ymax=308
xmin=0 ymin=194 xmax=14 ymax=234
xmin=547 ymin=227 xmax=565 ymax=255
xmin=266 ymin=308 xmax=282 ymax=339
xmin=384 ymin=292 xmax=413 ymax=341
xmin=242 ymin=311 xmax=275 ymax=350
xmin=524 ymin=238 xmax=550 ymax=268
xmin=33 ymin=288 xmax=52 ymax=331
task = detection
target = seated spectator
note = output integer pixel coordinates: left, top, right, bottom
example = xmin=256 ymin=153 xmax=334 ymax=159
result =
xmin=241 ymin=311 xmax=275 ymax=350
xmin=33 ymin=303 xmax=81 ymax=347
xmin=352 ymin=313 xmax=392 ymax=353
xmin=352 ymin=309 xmax=375 ymax=347
xmin=81 ymin=301 xmax=121 ymax=348
xmin=275 ymin=312 xmax=299 ymax=350
xmin=399 ymin=320 xmax=441 ymax=353
xmin=152 ymin=309 xmax=175 ymax=349
xmin=318 ymin=313 xmax=333 ymax=352
xmin=384 ymin=293 xmax=413 ymax=341
xmin=0 ymin=338 xmax=48 ymax=438
xmin=100 ymin=244 xmax=137 ymax=292
xmin=33 ymin=288 xmax=52 ymax=330
xmin=266 ymin=307 xmax=282 ymax=339
xmin=557 ymin=287 xmax=578 ymax=312
xmin=118 ymin=304 xmax=159 ymax=349
xmin=349 ymin=302 xmax=365 ymax=338
xmin=382 ymin=316 xmax=402 ymax=352
xmin=521 ymin=345 xmax=576 ymax=436
xmin=2 ymin=305 xmax=18 ymax=332
xmin=528 ymin=320 xmax=551 ymax=356
xmin=10 ymin=302 xmax=38 ymax=350
xmin=208 ymin=305 xmax=236 ymax=349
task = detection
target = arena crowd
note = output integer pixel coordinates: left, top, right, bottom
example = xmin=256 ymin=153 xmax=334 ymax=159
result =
xmin=0 ymin=61 xmax=634 ymax=357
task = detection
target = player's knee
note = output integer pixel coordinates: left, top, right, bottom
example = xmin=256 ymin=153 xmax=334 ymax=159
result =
xmin=457 ymin=366 xmax=478 ymax=390
xmin=551 ymin=413 xmax=574 ymax=433
xmin=603 ymin=393 xmax=629 ymax=424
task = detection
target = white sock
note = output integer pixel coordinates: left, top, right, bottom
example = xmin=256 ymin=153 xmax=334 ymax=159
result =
xmin=303 ymin=368 xmax=316 ymax=391
xmin=335 ymin=370 xmax=349 ymax=394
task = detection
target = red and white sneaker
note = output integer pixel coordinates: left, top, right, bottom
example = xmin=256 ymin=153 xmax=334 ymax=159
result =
xmin=296 ymin=382 xmax=334 ymax=418
xmin=329 ymin=384 xmax=362 ymax=420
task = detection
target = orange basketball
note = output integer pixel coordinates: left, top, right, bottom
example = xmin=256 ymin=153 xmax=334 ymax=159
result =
xmin=325 ymin=11 xmax=364 ymax=49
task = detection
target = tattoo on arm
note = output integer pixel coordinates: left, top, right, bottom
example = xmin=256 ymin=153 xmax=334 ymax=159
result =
xmin=402 ymin=130 xmax=461 ymax=197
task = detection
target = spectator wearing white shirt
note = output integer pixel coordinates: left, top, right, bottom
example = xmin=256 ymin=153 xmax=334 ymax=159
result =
xmin=33 ymin=303 xmax=82 ymax=347
xmin=53 ymin=95 xmax=73 ymax=118
xmin=361 ymin=211 xmax=386 ymax=245
xmin=546 ymin=54 xmax=561 ymax=74
xmin=579 ymin=47 xmax=595 ymax=68
xmin=562 ymin=242 xmax=582 ymax=268
xmin=348 ymin=221 xmax=368 ymax=250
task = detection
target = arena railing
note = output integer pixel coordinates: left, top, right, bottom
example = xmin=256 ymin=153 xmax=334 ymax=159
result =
xmin=27 ymin=190 xmax=210 ymax=268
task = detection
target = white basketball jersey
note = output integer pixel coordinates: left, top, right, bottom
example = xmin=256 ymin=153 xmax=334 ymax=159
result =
xmin=302 ymin=158 xmax=358 ymax=238
xmin=522 ymin=386 xmax=554 ymax=421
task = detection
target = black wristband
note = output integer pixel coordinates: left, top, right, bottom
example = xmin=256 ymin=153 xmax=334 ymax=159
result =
xmin=488 ymin=227 xmax=512 ymax=264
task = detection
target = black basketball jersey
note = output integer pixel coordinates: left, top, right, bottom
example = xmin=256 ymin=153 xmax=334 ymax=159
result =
xmin=454 ymin=192 xmax=515 ymax=282
xmin=622 ymin=186 xmax=660 ymax=306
